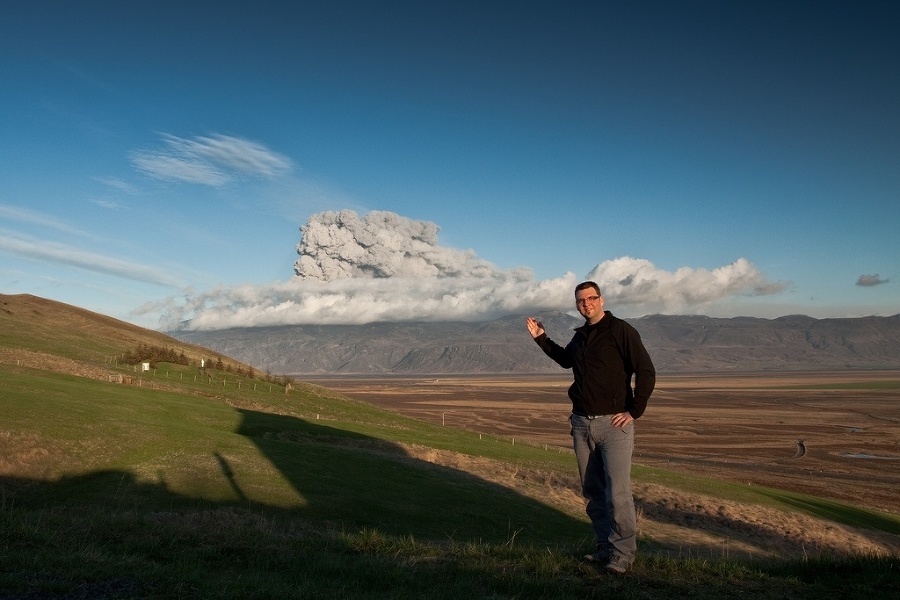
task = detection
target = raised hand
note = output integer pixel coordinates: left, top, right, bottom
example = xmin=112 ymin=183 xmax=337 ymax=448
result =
xmin=525 ymin=316 xmax=545 ymax=339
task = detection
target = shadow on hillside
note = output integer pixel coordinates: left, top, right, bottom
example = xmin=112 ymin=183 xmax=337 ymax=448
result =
xmin=0 ymin=408 xmax=588 ymax=547
xmin=7 ymin=405 xmax=890 ymax=570
xmin=0 ymin=462 xmax=592 ymax=598
xmin=232 ymin=408 xmax=588 ymax=544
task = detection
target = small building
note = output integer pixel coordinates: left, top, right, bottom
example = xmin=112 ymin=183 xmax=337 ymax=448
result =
xmin=141 ymin=362 xmax=150 ymax=372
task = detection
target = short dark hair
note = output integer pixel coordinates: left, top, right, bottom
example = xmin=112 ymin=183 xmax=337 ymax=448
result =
xmin=575 ymin=281 xmax=601 ymax=296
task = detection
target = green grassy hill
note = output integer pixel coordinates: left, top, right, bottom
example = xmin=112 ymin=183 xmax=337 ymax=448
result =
xmin=0 ymin=293 xmax=254 ymax=374
xmin=1 ymin=294 xmax=897 ymax=599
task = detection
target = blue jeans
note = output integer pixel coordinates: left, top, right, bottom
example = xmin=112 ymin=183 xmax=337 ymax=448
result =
xmin=570 ymin=413 xmax=636 ymax=562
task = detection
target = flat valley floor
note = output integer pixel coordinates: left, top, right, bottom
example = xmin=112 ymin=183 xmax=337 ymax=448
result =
xmin=305 ymin=371 xmax=900 ymax=515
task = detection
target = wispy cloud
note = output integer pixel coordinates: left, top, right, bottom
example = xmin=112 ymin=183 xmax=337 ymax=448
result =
xmin=87 ymin=177 xmax=140 ymax=210
xmin=89 ymin=197 xmax=122 ymax=210
xmin=130 ymin=151 xmax=231 ymax=185
xmin=856 ymin=274 xmax=888 ymax=287
xmin=175 ymin=134 xmax=293 ymax=177
xmin=154 ymin=210 xmax=786 ymax=330
xmin=130 ymin=133 xmax=292 ymax=186
xmin=0 ymin=232 xmax=185 ymax=288
xmin=0 ymin=204 xmax=91 ymax=237
xmin=93 ymin=176 xmax=140 ymax=195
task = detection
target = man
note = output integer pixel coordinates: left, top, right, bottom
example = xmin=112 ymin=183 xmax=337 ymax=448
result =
xmin=525 ymin=281 xmax=655 ymax=574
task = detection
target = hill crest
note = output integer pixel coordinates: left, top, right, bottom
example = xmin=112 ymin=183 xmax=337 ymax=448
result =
xmin=0 ymin=293 xmax=255 ymax=378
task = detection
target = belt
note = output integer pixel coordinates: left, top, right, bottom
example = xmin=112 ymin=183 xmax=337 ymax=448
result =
xmin=572 ymin=412 xmax=606 ymax=420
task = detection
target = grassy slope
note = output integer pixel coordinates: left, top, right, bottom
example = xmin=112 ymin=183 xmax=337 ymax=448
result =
xmin=3 ymin=363 xmax=585 ymax=543
xmin=0 ymin=293 xmax=247 ymax=370
xmin=1 ymin=294 xmax=898 ymax=599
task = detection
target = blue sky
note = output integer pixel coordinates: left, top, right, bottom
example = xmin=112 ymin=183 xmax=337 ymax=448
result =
xmin=1 ymin=1 xmax=897 ymax=330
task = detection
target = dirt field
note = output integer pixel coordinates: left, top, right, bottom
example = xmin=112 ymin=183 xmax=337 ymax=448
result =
xmin=305 ymin=371 xmax=900 ymax=559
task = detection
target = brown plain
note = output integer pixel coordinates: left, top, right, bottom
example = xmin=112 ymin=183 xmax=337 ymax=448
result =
xmin=307 ymin=370 xmax=900 ymax=559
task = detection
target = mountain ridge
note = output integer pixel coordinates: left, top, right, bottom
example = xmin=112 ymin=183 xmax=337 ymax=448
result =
xmin=172 ymin=311 xmax=900 ymax=375
xmin=6 ymin=292 xmax=895 ymax=376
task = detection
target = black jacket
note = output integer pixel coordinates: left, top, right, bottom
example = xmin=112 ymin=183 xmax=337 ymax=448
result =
xmin=534 ymin=311 xmax=655 ymax=418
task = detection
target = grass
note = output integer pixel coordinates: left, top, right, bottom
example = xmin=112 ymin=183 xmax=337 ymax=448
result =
xmin=2 ymin=364 xmax=587 ymax=542
xmin=634 ymin=465 xmax=900 ymax=535
xmin=2 ymin=504 xmax=896 ymax=599
xmin=2 ymin=358 xmax=899 ymax=598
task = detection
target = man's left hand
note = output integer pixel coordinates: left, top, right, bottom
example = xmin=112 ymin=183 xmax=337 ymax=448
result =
xmin=611 ymin=412 xmax=633 ymax=428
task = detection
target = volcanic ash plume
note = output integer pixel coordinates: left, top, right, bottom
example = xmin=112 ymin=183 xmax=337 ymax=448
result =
xmin=294 ymin=210 xmax=497 ymax=280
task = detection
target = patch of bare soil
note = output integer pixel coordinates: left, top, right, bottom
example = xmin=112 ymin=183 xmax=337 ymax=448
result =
xmin=308 ymin=372 xmax=900 ymax=560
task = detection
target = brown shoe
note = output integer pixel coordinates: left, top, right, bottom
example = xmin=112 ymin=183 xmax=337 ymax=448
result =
xmin=604 ymin=554 xmax=631 ymax=574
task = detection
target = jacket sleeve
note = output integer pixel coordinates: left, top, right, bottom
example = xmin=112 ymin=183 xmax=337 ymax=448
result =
xmin=622 ymin=324 xmax=655 ymax=419
xmin=533 ymin=332 xmax=574 ymax=369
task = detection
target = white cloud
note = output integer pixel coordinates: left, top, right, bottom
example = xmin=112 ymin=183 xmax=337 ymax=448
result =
xmin=0 ymin=231 xmax=185 ymax=288
xmin=93 ymin=176 xmax=139 ymax=195
xmin=149 ymin=273 xmax=577 ymax=330
xmin=130 ymin=151 xmax=230 ymax=185
xmin=0 ymin=204 xmax=91 ymax=236
xmin=176 ymin=134 xmax=292 ymax=176
xmin=130 ymin=133 xmax=292 ymax=186
xmin=585 ymin=256 xmax=787 ymax=315
xmin=155 ymin=210 xmax=786 ymax=330
xmin=89 ymin=197 xmax=122 ymax=210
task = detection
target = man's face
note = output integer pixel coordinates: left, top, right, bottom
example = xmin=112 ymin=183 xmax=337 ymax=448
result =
xmin=575 ymin=288 xmax=604 ymax=323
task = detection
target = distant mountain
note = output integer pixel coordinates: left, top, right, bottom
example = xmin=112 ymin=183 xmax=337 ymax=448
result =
xmin=171 ymin=312 xmax=900 ymax=375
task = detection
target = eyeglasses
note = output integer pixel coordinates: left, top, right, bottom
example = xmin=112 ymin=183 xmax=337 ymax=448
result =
xmin=575 ymin=295 xmax=601 ymax=306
